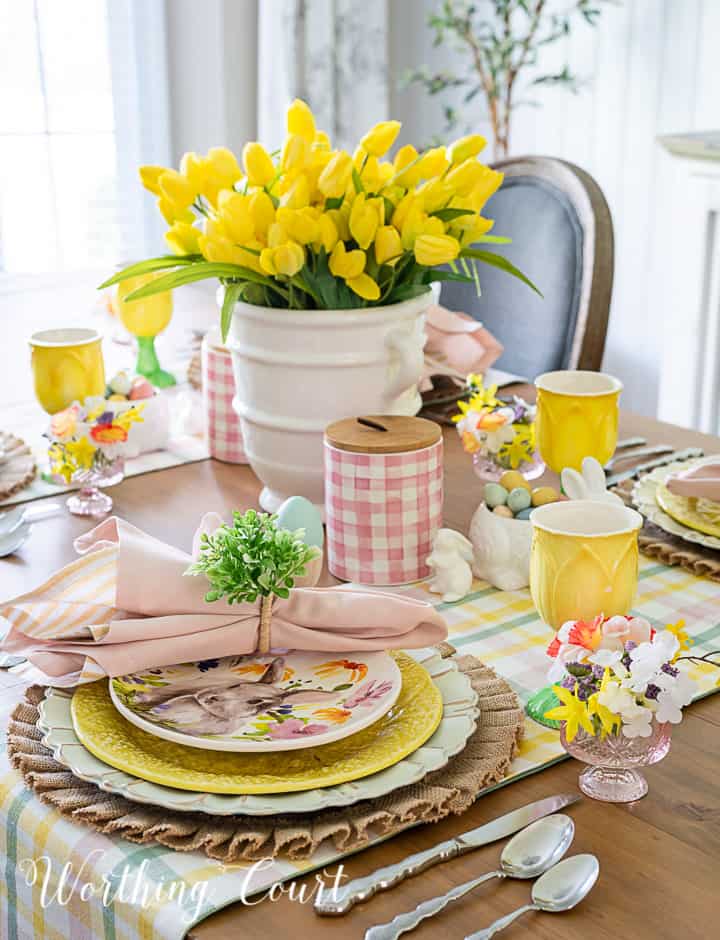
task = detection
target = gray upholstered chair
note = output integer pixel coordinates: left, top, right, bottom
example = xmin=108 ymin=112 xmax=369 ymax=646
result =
xmin=439 ymin=156 xmax=614 ymax=379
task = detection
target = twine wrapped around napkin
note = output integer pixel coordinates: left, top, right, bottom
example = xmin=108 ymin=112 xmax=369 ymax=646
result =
xmin=0 ymin=515 xmax=447 ymax=686
xmin=666 ymin=458 xmax=720 ymax=502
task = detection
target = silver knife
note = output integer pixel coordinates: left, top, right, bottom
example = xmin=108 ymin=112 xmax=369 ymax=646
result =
xmin=606 ymin=447 xmax=703 ymax=487
xmin=604 ymin=444 xmax=674 ymax=472
xmin=313 ymin=793 xmax=579 ymax=916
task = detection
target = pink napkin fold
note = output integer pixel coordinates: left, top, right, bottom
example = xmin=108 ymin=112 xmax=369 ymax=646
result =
xmin=665 ymin=458 xmax=720 ymax=502
xmin=422 ymin=304 xmax=504 ymax=389
xmin=0 ymin=515 xmax=447 ymax=686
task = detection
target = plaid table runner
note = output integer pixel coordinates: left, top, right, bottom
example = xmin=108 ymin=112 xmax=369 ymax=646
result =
xmin=1 ymin=557 xmax=718 ymax=939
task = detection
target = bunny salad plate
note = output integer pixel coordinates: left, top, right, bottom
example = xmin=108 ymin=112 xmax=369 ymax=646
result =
xmin=109 ymin=651 xmax=402 ymax=752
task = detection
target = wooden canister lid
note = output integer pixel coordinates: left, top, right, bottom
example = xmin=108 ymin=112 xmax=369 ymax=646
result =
xmin=325 ymin=415 xmax=442 ymax=454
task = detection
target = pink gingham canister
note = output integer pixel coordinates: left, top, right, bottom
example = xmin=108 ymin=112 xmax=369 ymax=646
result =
xmin=324 ymin=416 xmax=444 ymax=585
xmin=201 ymin=326 xmax=247 ymax=463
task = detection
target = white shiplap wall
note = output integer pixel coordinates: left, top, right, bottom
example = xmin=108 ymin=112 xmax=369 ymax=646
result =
xmin=390 ymin=0 xmax=720 ymax=416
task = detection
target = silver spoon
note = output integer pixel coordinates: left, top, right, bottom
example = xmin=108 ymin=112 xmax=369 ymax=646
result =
xmin=0 ymin=503 xmax=61 ymax=537
xmin=0 ymin=521 xmax=31 ymax=558
xmin=364 ymin=814 xmax=575 ymax=940
xmin=464 ymin=853 xmax=599 ymax=939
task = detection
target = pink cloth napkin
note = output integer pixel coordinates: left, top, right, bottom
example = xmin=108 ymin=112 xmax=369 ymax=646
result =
xmin=422 ymin=304 xmax=504 ymax=388
xmin=665 ymin=458 xmax=720 ymax=502
xmin=0 ymin=515 xmax=447 ymax=686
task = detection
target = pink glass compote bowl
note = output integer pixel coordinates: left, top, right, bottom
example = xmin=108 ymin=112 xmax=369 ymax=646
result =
xmin=561 ymin=719 xmax=671 ymax=802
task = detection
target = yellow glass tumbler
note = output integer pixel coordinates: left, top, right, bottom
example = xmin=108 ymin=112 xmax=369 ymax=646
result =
xmin=529 ymin=499 xmax=643 ymax=630
xmin=535 ymin=370 xmax=622 ymax=473
xmin=30 ymin=328 xmax=106 ymax=415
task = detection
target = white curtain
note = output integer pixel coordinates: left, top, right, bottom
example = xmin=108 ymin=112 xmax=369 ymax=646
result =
xmin=258 ymin=0 xmax=390 ymax=151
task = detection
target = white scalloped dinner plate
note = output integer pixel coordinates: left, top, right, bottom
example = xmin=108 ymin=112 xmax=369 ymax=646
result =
xmin=38 ymin=649 xmax=479 ymax=816
xmin=632 ymin=457 xmax=720 ymax=551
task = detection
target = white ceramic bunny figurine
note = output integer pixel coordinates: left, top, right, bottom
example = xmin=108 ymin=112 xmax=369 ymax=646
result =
xmin=469 ymin=503 xmax=532 ymax=591
xmin=426 ymin=528 xmax=474 ymax=602
xmin=561 ymin=456 xmax=624 ymax=505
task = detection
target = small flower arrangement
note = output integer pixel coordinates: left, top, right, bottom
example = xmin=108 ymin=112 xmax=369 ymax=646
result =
xmin=99 ymin=99 xmax=539 ymax=340
xmin=544 ymin=614 xmax=696 ymax=741
xmin=453 ymin=374 xmax=536 ymax=470
xmin=46 ymin=397 xmax=145 ymax=483
xmin=186 ymin=509 xmax=318 ymax=605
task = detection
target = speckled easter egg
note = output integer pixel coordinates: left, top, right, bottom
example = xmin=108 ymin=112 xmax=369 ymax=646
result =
xmin=499 ymin=470 xmax=531 ymax=493
xmin=276 ymin=496 xmax=324 ymax=548
xmin=109 ymin=370 xmax=133 ymax=396
xmin=107 ymin=393 xmax=127 ymax=401
xmin=128 ymin=377 xmax=155 ymax=400
xmin=492 ymin=504 xmax=514 ymax=518
xmin=514 ymin=507 xmax=533 ymax=521
xmin=531 ymin=486 xmax=560 ymax=507
xmin=507 ymin=487 xmax=532 ymax=514
xmin=484 ymin=482 xmax=508 ymax=508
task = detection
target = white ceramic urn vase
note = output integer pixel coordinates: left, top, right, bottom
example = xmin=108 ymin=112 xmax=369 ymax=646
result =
xmin=224 ymin=289 xmax=432 ymax=512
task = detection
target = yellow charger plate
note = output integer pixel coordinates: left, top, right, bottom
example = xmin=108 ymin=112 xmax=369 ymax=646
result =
xmin=656 ymin=483 xmax=720 ymax=539
xmin=71 ymin=652 xmax=443 ymax=794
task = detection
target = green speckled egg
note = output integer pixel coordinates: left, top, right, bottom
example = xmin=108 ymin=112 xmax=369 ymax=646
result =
xmin=507 ymin=487 xmax=532 ymax=513
xmin=484 ymin=483 xmax=508 ymax=508
xmin=276 ymin=496 xmax=324 ymax=548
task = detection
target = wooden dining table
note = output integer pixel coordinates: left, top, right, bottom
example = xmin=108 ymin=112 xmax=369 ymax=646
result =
xmin=1 ymin=398 xmax=719 ymax=940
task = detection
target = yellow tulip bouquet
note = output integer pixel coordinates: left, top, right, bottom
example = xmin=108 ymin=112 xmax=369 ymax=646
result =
xmin=101 ymin=99 xmax=538 ymax=339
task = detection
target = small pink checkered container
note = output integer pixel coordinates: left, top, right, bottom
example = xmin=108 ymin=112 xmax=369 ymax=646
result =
xmin=201 ymin=327 xmax=248 ymax=464
xmin=324 ymin=416 xmax=444 ymax=585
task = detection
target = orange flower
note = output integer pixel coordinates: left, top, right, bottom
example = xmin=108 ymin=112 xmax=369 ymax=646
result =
xmin=476 ymin=411 xmax=508 ymax=431
xmin=313 ymin=707 xmax=351 ymax=723
xmin=461 ymin=430 xmax=480 ymax=454
xmin=90 ymin=423 xmax=128 ymax=444
xmin=314 ymin=659 xmax=368 ymax=683
xmin=567 ymin=614 xmax=604 ymax=651
xmin=234 ymin=663 xmax=295 ymax=681
xmin=50 ymin=404 xmax=79 ymax=440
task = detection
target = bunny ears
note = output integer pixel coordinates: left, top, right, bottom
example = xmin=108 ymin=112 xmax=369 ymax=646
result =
xmin=561 ymin=457 xmax=624 ymax=506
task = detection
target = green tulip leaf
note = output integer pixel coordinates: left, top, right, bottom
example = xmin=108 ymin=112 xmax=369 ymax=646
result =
xmin=461 ymin=247 xmax=542 ymax=296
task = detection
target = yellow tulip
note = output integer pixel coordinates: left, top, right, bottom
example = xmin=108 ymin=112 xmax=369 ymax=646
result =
xmin=276 ymin=207 xmax=320 ymax=245
xmin=287 ymin=98 xmax=316 ymax=141
xmin=399 ymin=203 xmax=427 ymax=250
xmin=326 ymin=207 xmax=350 ymax=241
xmin=456 ymin=215 xmax=494 ymax=246
xmin=157 ymin=197 xmax=194 ymax=226
xmin=347 ymin=273 xmax=380 ymax=300
xmin=360 ymin=120 xmax=401 ymax=157
xmin=165 ymin=222 xmax=201 ymax=255
xmin=316 ymin=214 xmax=339 ymax=253
xmin=260 ymin=241 xmax=305 ymax=277
xmin=358 ymin=155 xmax=383 ymax=192
xmin=281 ymin=134 xmax=309 ymax=172
xmin=313 ymin=130 xmax=331 ymax=150
xmin=279 ymin=173 xmax=310 ymax=209
xmin=448 ymin=134 xmax=486 ymax=165
xmin=158 ymin=170 xmax=195 ymax=211
xmin=393 ymin=144 xmax=418 ymax=172
xmin=139 ymin=165 xmax=166 ymax=195
xmin=242 ymin=142 xmax=275 ymax=187
xmin=417 ymin=178 xmax=453 ymax=213
xmin=179 ymin=152 xmax=208 ymax=192
xmin=207 ymin=147 xmax=243 ymax=187
xmin=417 ymin=147 xmax=449 ymax=180
xmin=349 ymin=193 xmax=383 ymax=250
xmin=392 ymin=192 xmax=422 ymax=231
xmin=218 ymin=191 xmax=254 ymax=243
xmin=199 ymin=233 xmax=246 ymax=266
xmin=318 ymin=151 xmax=353 ymax=198
xmin=446 ymin=158 xmax=485 ymax=195
xmin=248 ymin=190 xmax=275 ymax=237
xmin=329 ymin=241 xmax=366 ymax=279
xmin=267 ymin=221 xmax=288 ymax=248
xmin=414 ymin=233 xmax=460 ymax=266
xmin=392 ymin=144 xmax=421 ymax=186
xmin=374 ymin=225 xmax=403 ymax=265
xmin=467 ymin=168 xmax=504 ymax=211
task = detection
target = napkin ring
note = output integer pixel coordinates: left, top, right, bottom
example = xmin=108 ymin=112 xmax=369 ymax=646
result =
xmin=258 ymin=596 xmax=273 ymax=654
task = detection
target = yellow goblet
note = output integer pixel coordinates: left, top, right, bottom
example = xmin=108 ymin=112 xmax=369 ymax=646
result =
xmin=535 ymin=371 xmax=622 ymax=473
xmin=114 ymin=274 xmax=175 ymax=387
xmin=526 ymin=498 xmax=642 ymax=727
xmin=30 ymin=328 xmax=106 ymax=414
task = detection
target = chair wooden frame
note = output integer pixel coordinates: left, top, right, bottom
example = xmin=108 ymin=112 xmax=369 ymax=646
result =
xmin=492 ymin=156 xmax=614 ymax=372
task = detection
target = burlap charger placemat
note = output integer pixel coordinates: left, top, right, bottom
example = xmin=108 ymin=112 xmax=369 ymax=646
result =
xmin=7 ymin=653 xmax=522 ymax=862
xmin=614 ymin=476 xmax=720 ymax=583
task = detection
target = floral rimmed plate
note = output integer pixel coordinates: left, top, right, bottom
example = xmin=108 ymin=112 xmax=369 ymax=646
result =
xmin=37 ymin=649 xmax=478 ymax=812
xmin=632 ymin=457 xmax=720 ymax=551
xmin=109 ymin=650 xmax=401 ymax=752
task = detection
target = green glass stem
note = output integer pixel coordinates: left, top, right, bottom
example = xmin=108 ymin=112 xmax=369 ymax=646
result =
xmin=526 ymin=685 xmax=561 ymax=729
xmin=135 ymin=335 xmax=176 ymax=388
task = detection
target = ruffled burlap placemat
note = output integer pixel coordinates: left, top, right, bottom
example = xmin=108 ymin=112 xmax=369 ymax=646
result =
xmin=7 ymin=653 xmax=523 ymax=862
xmin=0 ymin=431 xmax=35 ymax=501
xmin=614 ymin=477 xmax=720 ymax=582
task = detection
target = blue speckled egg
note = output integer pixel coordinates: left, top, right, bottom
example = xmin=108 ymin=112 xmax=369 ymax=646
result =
xmin=507 ymin=487 xmax=532 ymax=514
xmin=276 ymin=496 xmax=324 ymax=548
xmin=484 ymin=483 xmax=508 ymax=508
xmin=514 ymin=506 xmax=533 ymax=521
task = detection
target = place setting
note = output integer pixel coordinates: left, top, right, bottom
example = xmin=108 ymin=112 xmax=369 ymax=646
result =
xmin=1 ymin=87 xmax=720 ymax=940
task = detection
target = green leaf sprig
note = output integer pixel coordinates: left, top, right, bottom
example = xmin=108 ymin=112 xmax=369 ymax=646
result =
xmin=186 ymin=509 xmax=318 ymax=605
